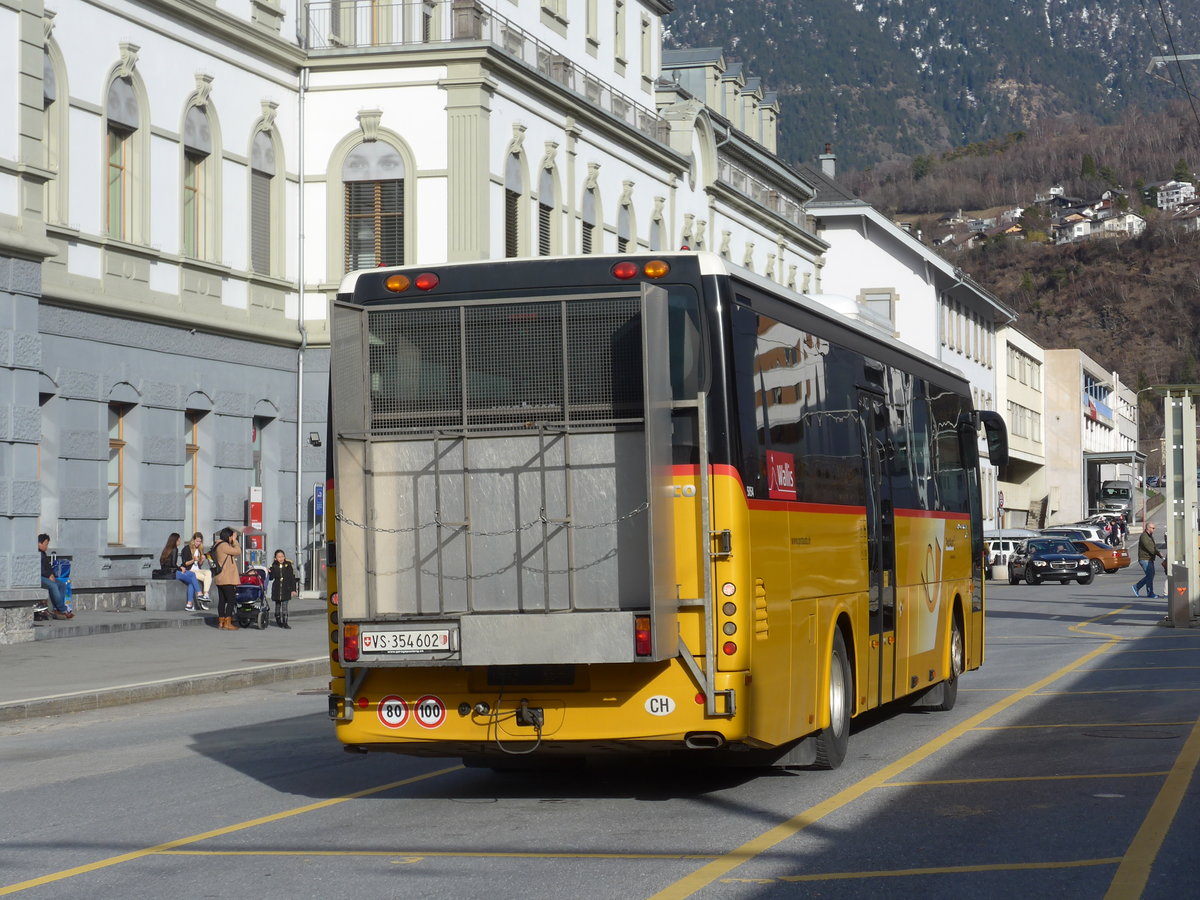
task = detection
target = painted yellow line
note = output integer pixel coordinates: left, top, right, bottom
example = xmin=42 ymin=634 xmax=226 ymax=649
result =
xmin=649 ymin=639 xmax=1118 ymax=900
xmin=1032 ymin=696 xmax=1200 ymax=700
xmin=772 ymin=856 xmax=1122 ymax=882
xmin=1104 ymin=714 xmax=1200 ymax=899
xmin=0 ymin=765 xmax=463 ymax=895
xmin=974 ymin=721 xmax=1192 ymax=731
xmin=158 ymin=849 xmax=714 ymax=860
xmin=881 ymin=771 xmax=1168 ymax=787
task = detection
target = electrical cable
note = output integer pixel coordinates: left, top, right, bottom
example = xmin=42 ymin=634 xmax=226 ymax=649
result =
xmin=1153 ymin=0 xmax=1200 ymax=137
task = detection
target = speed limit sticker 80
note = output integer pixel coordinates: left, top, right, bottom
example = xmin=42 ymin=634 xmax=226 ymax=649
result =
xmin=377 ymin=695 xmax=409 ymax=729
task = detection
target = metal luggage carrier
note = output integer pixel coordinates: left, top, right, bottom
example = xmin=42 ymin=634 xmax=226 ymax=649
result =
xmin=331 ymin=287 xmax=677 ymax=666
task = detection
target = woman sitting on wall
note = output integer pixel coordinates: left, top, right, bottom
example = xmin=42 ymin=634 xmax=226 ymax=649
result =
xmin=159 ymin=532 xmax=204 ymax=612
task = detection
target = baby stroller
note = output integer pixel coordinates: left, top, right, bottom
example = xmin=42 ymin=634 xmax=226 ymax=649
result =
xmin=234 ymin=565 xmax=272 ymax=630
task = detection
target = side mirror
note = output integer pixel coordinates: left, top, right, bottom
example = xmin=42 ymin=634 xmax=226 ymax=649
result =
xmin=977 ymin=410 xmax=1009 ymax=468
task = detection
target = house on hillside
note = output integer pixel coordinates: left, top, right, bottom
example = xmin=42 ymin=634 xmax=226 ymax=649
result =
xmin=1098 ymin=212 xmax=1146 ymax=238
xmin=1035 ymin=185 xmax=1064 ymax=202
xmin=1165 ymin=201 xmax=1200 ymax=232
xmin=1144 ymin=179 xmax=1196 ymax=210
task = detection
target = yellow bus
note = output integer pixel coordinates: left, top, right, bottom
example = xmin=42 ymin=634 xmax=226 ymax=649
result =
xmin=326 ymin=253 xmax=1007 ymax=769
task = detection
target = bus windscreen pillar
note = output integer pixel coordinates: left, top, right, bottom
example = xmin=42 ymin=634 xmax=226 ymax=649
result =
xmin=1159 ymin=385 xmax=1199 ymax=626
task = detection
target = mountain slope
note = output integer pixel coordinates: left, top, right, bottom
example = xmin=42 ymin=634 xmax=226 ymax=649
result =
xmin=665 ymin=0 xmax=1199 ymax=170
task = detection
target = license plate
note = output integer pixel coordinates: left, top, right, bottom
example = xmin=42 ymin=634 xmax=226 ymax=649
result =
xmin=361 ymin=629 xmax=452 ymax=653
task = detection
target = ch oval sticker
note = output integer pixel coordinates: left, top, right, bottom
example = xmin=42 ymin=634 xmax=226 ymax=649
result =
xmin=645 ymin=695 xmax=676 ymax=716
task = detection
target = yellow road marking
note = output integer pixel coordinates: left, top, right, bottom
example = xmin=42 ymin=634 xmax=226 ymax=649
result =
xmin=158 ymin=849 xmax=714 ymax=860
xmin=649 ymin=639 xmax=1118 ymax=900
xmin=0 ymin=765 xmax=463 ymax=895
xmin=974 ymin=721 xmax=1192 ymax=730
xmin=1104 ymin=715 xmax=1200 ymax=899
xmin=1032 ymin=696 xmax=1200 ymax=700
xmin=881 ymin=771 xmax=1167 ymax=787
xmin=773 ymin=856 xmax=1122 ymax=882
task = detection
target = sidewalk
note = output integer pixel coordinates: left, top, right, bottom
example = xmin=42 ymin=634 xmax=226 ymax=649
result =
xmin=0 ymin=597 xmax=329 ymax=723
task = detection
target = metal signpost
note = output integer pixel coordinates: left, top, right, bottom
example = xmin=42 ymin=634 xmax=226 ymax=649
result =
xmin=1157 ymin=385 xmax=1200 ymax=628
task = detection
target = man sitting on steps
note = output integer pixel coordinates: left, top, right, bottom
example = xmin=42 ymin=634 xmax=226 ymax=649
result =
xmin=39 ymin=533 xmax=73 ymax=620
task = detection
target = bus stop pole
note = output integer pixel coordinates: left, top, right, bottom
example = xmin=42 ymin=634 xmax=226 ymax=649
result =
xmin=1159 ymin=385 xmax=1200 ymax=627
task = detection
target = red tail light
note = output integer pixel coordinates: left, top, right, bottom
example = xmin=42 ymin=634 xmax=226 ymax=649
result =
xmin=414 ymin=272 xmax=439 ymax=291
xmin=343 ymin=624 xmax=360 ymax=662
xmin=634 ymin=616 xmax=652 ymax=656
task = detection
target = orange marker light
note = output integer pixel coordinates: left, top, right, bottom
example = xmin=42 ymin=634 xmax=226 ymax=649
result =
xmin=414 ymin=272 xmax=440 ymax=291
xmin=612 ymin=261 xmax=639 ymax=280
xmin=643 ymin=260 xmax=670 ymax=278
xmin=385 ymin=274 xmax=411 ymax=292
xmin=634 ymin=615 xmax=652 ymax=656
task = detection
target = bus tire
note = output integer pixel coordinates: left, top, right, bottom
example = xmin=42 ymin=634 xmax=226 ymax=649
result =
xmin=813 ymin=630 xmax=852 ymax=769
xmin=926 ymin=616 xmax=963 ymax=712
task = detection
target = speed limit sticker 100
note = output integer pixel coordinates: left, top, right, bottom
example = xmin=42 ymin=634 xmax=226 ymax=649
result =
xmin=415 ymin=694 xmax=446 ymax=729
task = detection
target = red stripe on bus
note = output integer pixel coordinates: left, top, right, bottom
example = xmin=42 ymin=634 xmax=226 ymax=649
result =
xmin=893 ymin=508 xmax=971 ymax=521
xmin=670 ymin=464 xmax=742 ymax=481
xmin=747 ymin=499 xmax=866 ymax=515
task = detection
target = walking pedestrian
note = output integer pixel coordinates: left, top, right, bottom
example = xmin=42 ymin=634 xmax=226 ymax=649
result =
xmin=1133 ymin=522 xmax=1164 ymax=598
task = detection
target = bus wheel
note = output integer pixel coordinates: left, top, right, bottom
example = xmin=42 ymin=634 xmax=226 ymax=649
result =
xmin=814 ymin=630 xmax=852 ymax=769
xmin=926 ymin=617 xmax=963 ymax=712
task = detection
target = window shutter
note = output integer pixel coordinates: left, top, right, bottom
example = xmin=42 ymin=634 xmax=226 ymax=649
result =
xmin=505 ymin=188 xmax=520 ymax=258
xmin=251 ymin=170 xmax=272 ymax=274
xmin=538 ymin=202 xmax=552 ymax=255
xmin=345 ymin=179 xmax=404 ymax=272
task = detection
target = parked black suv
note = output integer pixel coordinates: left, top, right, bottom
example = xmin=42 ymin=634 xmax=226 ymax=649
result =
xmin=1008 ymin=538 xmax=1095 ymax=586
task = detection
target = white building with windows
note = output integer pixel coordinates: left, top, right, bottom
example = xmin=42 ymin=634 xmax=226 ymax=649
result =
xmin=0 ymin=0 xmax=836 ymax=636
xmin=995 ymin=327 xmax=1047 ymax=528
xmin=1043 ymin=349 xmax=1143 ymax=524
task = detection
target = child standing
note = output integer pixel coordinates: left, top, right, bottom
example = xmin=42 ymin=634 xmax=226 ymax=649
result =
xmin=268 ymin=549 xmax=298 ymax=629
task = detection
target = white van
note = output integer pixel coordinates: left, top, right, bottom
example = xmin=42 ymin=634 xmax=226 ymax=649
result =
xmin=1099 ymin=480 xmax=1133 ymax=515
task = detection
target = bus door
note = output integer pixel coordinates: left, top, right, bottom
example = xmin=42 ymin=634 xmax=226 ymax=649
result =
xmin=858 ymin=389 xmax=897 ymax=709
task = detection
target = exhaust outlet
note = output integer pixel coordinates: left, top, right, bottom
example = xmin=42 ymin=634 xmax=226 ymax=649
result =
xmin=684 ymin=731 xmax=726 ymax=750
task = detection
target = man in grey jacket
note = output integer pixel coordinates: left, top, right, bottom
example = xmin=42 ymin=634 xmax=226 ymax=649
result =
xmin=1132 ymin=523 xmax=1163 ymax=598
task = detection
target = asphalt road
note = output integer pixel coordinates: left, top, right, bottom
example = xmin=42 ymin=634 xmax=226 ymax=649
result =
xmin=2 ymin=563 xmax=1197 ymax=899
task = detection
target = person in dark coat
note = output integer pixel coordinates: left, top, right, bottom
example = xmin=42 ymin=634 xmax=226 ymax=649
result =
xmin=268 ymin=549 xmax=298 ymax=629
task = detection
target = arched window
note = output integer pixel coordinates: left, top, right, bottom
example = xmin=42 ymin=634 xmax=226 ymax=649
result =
xmin=537 ymin=168 xmax=555 ymax=256
xmin=344 ymin=142 xmax=405 ymax=272
xmin=250 ymin=131 xmax=276 ymax=275
xmin=106 ymin=77 xmax=139 ymax=239
xmin=182 ymin=106 xmax=213 ymax=259
xmin=581 ymin=188 xmax=597 ymax=254
xmin=504 ymin=153 xmax=523 ymax=258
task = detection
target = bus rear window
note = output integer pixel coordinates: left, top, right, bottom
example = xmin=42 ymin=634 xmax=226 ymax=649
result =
xmin=363 ymin=287 xmax=701 ymax=432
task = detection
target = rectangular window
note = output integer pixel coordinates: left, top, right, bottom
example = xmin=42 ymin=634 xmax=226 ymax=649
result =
xmin=183 ymin=152 xmax=203 ymax=258
xmin=184 ymin=412 xmax=200 ymax=536
xmin=108 ymin=404 xmax=127 ymax=545
xmin=640 ymin=16 xmax=652 ymax=86
xmin=614 ymin=0 xmax=626 ymax=64
xmin=107 ymin=127 xmax=129 ymax=238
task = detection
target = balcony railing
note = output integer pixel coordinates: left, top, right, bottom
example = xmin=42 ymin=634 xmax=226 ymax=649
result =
xmin=716 ymin=158 xmax=806 ymax=229
xmin=305 ymin=0 xmax=669 ymax=143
